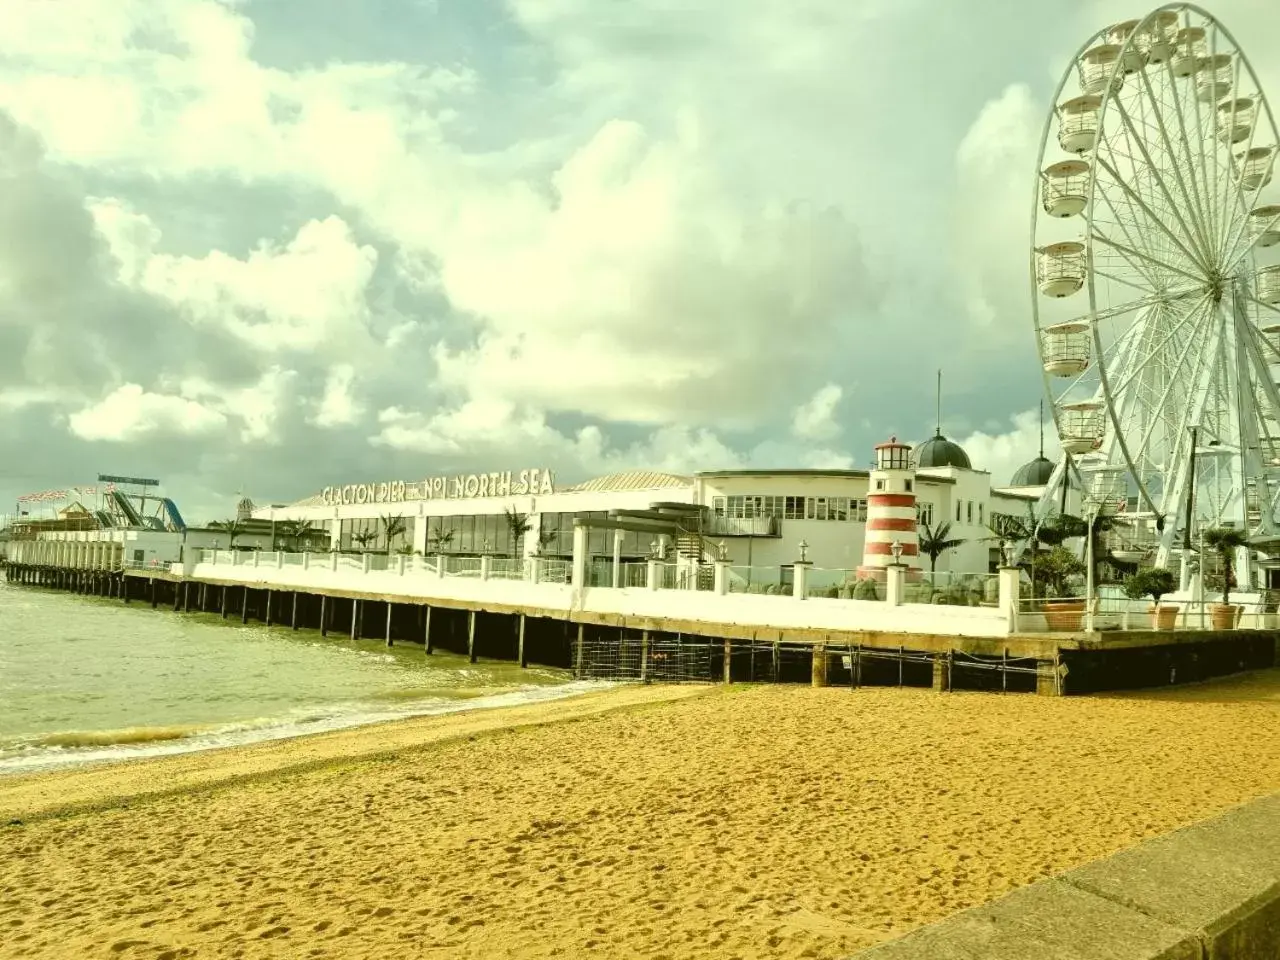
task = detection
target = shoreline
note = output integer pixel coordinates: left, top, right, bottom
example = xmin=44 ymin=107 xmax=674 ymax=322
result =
xmin=0 ymin=682 xmax=711 ymax=823
xmin=0 ymin=678 xmax=603 ymax=779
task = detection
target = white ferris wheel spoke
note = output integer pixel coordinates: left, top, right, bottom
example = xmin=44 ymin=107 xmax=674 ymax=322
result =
xmin=1093 ymin=152 xmax=1209 ymax=274
xmin=1092 ymin=230 xmax=1211 ymax=286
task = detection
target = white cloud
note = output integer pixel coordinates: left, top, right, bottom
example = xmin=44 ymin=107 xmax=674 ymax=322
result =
xmin=312 ymin=363 xmax=362 ymax=428
xmin=136 ymin=216 xmax=378 ymax=353
xmin=957 ymin=407 xmax=1059 ymax=487
xmin=68 ymin=383 xmax=226 ymax=441
xmin=791 ymin=383 xmax=843 ymax=441
xmin=179 ymin=366 xmax=297 ymax=443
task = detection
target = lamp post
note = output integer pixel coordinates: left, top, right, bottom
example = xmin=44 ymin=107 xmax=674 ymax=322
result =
xmin=891 ymin=538 xmax=903 ymax=565
xmin=1084 ymin=505 xmax=1097 ymax=633
xmin=798 ymin=539 xmax=809 ymax=563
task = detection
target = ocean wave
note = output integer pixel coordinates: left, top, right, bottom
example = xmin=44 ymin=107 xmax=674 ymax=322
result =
xmin=0 ymin=680 xmax=611 ymax=775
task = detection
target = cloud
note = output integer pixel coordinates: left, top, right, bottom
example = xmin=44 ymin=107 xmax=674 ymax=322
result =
xmin=791 ymin=383 xmax=843 ymax=442
xmin=957 ymin=407 xmax=1060 ymax=487
xmin=69 ymin=384 xmax=227 ymax=442
xmin=312 ymin=363 xmax=363 ymax=428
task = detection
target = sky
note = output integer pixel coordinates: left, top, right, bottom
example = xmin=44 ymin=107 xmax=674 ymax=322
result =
xmin=1 ymin=0 xmax=1277 ymax=524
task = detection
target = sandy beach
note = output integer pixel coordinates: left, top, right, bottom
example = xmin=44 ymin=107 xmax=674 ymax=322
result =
xmin=5 ymin=673 xmax=1280 ymax=960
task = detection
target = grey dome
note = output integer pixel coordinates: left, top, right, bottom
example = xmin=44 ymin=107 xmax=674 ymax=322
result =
xmin=1011 ymin=456 xmax=1055 ymax=486
xmin=915 ymin=431 xmax=972 ymax=470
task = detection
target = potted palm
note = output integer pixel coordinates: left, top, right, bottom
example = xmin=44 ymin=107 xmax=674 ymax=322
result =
xmin=1038 ymin=545 xmax=1088 ymax=630
xmin=1202 ymin=527 xmax=1249 ymax=630
xmin=1123 ymin=568 xmax=1178 ymax=630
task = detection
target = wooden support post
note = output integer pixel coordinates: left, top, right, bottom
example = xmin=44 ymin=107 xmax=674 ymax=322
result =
xmin=640 ymin=630 xmax=650 ymax=683
xmin=320 ymin=595 xmax=328 ymax=637
xmin=932 ymin=654 xmax=951 ymax=693
xmin=385 ymin=602 xmax=393 ymax=647
xmin=424 ymin=605 xmax=433 ymax=654
xmin=172 ymin=584 xmax=180 ymax=611
xmin=1002 ymin=648 xmax=1008 ymax=694
xmin=241 ymin=587 xmax=249 ymax=624
xmin=291 ymin=592 xmax=298 ymax=630
xmin=811 ymin=644 xmax=829 ymax=687
xmin=898 ymin=646 xmax=904 ymax=687
xmin=150 ymin=578 xmax=157 ymax=609
xmin=468 ymin=610 xmax=477 ymax=663
xmin=575 ymin=623 xmax=585 ymax=678
xmin=772 ymin=640 xmax=781 ymax=682
xmin=221 ymin=585 xmax=227 ymax=619
xmin=723 ymin=637 xmax=732 ymax=684
xmin=265 ymin=590 xmax=273 ymax=627
xmin=517 ymin=614 xmax=527 ymax=667
xmin=351 ymin=600 xmax=359 ymax=641
xmin=183 ymin=581 xmax=190 ymax=612
xmin=853 ymin=643 xmax=862 ymax=688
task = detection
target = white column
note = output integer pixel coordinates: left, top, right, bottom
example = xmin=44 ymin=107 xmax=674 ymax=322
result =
xmin=331 ymin=552 xmax=340 ymax=572
xmin=276 ymin=552 xmax=284 ymax=569
xmin=480 ymin=555 xmax=492 ymax=580
xmin=998 ymin=567 xmax=1021 ymax=632
xmin=397 ymin=554 xmax=407 ymax=575
xmin=714 ymin=560 xmax=730 ymax=596
xmin=571 ymin=523 xmax=588 ymax=590
xmin=647 ymin=559 xmax=660 ymax=590
xmin=529 ymin=556 xmax=543 ymax=584
xmin=885 ymin=564 xmax=906 ymax=606
xmin=611 ymin=530 xmax=623 ymax=588
xmin=361 ymin=553 xmax=372 ymax=574
xmin=793 ymin=561 xmax=811 ymax=600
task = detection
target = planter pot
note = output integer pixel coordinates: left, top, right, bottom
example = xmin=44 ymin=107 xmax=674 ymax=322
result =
xmin=1149 ymin=604 xmax=1178 ymax=630
xmin=1043 ymin=599 xmax=1085 ymax=632
xmin=1210 ymin=603 xmax=1241 ymax=630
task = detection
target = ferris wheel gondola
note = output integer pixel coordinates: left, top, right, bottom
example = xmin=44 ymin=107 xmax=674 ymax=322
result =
xmin=1030 ymin=4 xmax=1280 ymax=575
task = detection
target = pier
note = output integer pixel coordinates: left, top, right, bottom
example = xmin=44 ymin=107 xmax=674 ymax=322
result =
xmin=5 ymin=535 xmax=1279 ymax=695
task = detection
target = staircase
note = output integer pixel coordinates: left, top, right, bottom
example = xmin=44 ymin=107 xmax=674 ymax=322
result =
xmin=673 ymin=528 xmax=716 ymax=591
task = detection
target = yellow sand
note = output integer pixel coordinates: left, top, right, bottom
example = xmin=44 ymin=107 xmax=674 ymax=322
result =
xmin=4 ymin=673 xmax=1280 ymax=960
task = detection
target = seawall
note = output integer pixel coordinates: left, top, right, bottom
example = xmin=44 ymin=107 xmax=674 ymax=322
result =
xmin=848 ymin=791 xmax=1280 ymax=959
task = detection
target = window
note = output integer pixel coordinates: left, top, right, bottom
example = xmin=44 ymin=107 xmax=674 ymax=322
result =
xmin=966 ymin=501 xmax=974 ymax=524
xmin=956 ymin=500 xmax=962 ymax=522
xmin=853 ymin=499 xmax=868 ymax=521
xmin=712 ymin=497 xmax=726 ymax=516
xmin=917 ymin=503 xmax=934 ymax=526
xmin=805 ymin=497 xmax=829 ymax=521
xmin=905 ymin=479 xmax=913 ymax=492
xmin=875 ymin=479 xmax=885 ymax=491
xmin=830 ymin=497 xmax=848 ymax=521
xmin=784 ymin=496 xmax=805 ymax=520
xmin=977 ymin=504 xmax=984 ymax=526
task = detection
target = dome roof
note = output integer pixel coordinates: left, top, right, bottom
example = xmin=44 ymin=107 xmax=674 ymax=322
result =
xmin=915 ymin=431 xmax=972 ymax=470
xmin=1011 ymin=455 xmax=1055 ymax=486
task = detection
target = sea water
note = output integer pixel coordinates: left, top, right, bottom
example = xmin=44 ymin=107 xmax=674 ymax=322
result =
xmin=0 ymin=581 xmax=582 ymax=773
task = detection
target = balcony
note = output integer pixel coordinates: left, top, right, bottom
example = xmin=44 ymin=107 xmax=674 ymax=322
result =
xmin=704 ymin=516 xmax=781 ymax=537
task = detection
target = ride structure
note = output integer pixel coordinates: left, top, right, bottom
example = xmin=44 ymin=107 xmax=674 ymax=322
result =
xmin=1031 ymin=4 xmax=1280 ymax=584
xmin=11 ymin=475 xmax=187 ymax=535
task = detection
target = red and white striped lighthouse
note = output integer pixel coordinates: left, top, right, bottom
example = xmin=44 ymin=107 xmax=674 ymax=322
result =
xmin=857 ymin=436 xmax=922 ymax=581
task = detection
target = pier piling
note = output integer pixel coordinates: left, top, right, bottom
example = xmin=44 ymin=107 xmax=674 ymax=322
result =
xmin=467 ymin=610 xmax=477 ymax=663
xmin=424 ymin=605 xmax=433 ymax=653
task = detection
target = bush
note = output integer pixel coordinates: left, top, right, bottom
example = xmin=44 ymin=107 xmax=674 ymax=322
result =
xmin=852 ymin=579 xmax=881 ymax=601
xmin=1123 ymin=567 xmax=1177 ymax=605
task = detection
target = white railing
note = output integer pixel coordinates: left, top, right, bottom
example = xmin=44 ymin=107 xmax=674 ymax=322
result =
xmin=445 ymin=556 xmax=483 ymax=577
xmin=488 ymin=558 xmax=526 ymax=580
xmin=540 ymin=559 xmax=571 ymax=583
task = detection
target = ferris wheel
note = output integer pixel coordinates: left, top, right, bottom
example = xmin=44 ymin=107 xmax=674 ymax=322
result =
xmin=1031 ymin=3 xmax=1280 ymax=572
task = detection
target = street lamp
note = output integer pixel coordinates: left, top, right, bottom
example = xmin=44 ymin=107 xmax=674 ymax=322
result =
xmin=891 ymin=538 xmax=903 ymax=565
xmin=798 ymin=539 xmax=809 ymax=563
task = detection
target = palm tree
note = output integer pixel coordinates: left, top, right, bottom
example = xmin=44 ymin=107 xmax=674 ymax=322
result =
xmin=536 ymin=526 xmax=558 ymax=555
xmin=279 ymin=518 xmax=318 ymax=552
xmin=379 ymin=513 xmax=407 ymax=555
xmin=352 ymin=530 xmax=378 ymax=552
xmin=211 ymin=518 xmax=245 ymax=549
xmin=503 ymin=506 xmax=532 ymax=558
xmin=918 ymin=519 xmax=965 ymax=575
xmin=1203 ymin=527 xmax=1249 ymax=605
xmin=428 ymin=522 xmax=455 ymax=553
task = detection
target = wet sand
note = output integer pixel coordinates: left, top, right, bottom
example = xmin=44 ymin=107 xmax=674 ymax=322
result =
xmin=4 ymin=672 xmax=1280 ymax=959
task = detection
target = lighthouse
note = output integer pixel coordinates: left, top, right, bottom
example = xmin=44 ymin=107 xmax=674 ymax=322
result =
xmin=857 ymin=436 xmax=922 ymax=581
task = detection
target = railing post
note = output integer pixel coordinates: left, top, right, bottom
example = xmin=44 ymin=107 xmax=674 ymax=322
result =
xmin=714 ymin=560 xmax=730 ymax=596
xmin=302 ymin=552 xmax=310 ymax=570
xmin=998 ymin=566 xmax=1021 ymax=633
xmin=885 ymin=564 xmax=906 ymax=606
xmin=529 ymin=557 xmax=542 ymax=584
xmin=253 ymin=551 xmax=260 ymax=568
xmin=398 ymin=554 xmax=407 ymax=575
xmin=211 ymin=550 xmax=218 ymax=566
xmin=232 ymin=552 xmax=241 ymax=567
xmin=330 ymin=552 xmax=339 ymax=572
xmin=480 ymin=556 xmax=492 ymax=581
xmin=571 ymin=523 xmax=588 ymax=590
xmin=276 ymin=552 xmax=284 ymax=569
xmin=793 ymin=561 xmax=811 ymax=600
xmin=437 ymin=554 xmax=448 ymax=578
xmin=647 ymin=559 xmax=660 ymax=591
xmin=362 ymin=553 xmax=372 ymax=574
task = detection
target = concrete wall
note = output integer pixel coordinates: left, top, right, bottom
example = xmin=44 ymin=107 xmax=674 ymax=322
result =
xmin=847 ymin=791 xmax=1280 ymax=959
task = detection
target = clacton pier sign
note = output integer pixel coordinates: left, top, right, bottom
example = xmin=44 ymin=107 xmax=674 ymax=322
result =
xmin=322 ymin=468 xmax=555 ymax=506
